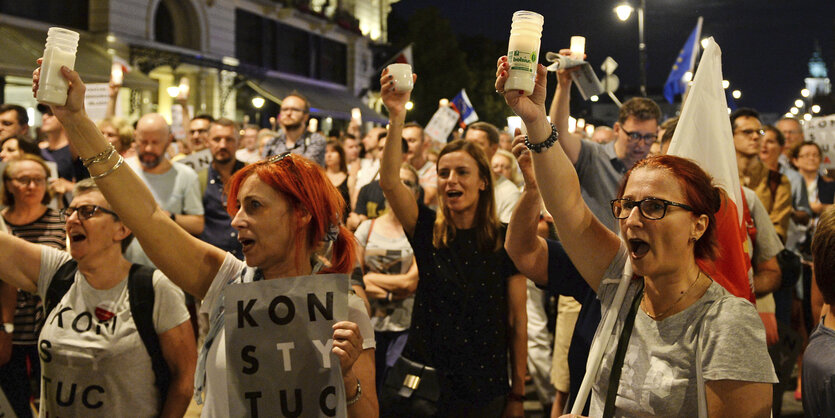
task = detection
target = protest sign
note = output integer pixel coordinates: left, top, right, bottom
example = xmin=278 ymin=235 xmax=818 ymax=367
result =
xmin=224 ymin=274 xmax=349 ymax=417
xmin=424 ymin=106 xmax=460 ymax=143
xmin=804 ymin=114 xmax=835 ymax=170
xmin=84 ymin=83 xmax=111 ymax=122
xmin=176 ymin=148 xmax=212 ymax=172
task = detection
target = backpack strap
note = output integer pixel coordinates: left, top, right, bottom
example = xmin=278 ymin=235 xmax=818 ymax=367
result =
xmin=127 ymin=264 xmax=171 ymax=406
xmin=44 ymin=259 xmax=79 ymax=318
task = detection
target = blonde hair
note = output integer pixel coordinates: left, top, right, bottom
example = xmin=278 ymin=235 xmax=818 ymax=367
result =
xmin=493 ymin=149 xmax=523 ymax=186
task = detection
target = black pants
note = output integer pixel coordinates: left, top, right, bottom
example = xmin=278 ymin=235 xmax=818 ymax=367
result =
xmin=0 ymin=344 xmax=37 ymax=418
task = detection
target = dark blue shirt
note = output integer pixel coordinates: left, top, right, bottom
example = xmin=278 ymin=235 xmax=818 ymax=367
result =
xmin=546 ymin=239 xmax=600 ymax=415
xmin=41 ymin=145 xmax=88 ymax=182
xmin=198 ymin=161 xmax=245 ymax=259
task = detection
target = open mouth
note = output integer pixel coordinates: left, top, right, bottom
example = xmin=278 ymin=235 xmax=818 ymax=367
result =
xmin=628 ymin=238 xmax=650 ymax=259
xmin=239 ymin=237 xmax=255 ymax=252
xmin=70 ymin=232 xmax=87 ymax=243
xmin=446 ymin=190 xmax=463 ymax=199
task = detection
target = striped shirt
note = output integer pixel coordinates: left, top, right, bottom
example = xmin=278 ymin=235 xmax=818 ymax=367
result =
xmin=5 ymin=207 xmax=65 ymax=344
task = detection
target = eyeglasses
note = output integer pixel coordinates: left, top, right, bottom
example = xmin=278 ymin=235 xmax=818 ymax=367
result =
xmin=735 ymin=129 xmax=765 ymax=137
xmin=60 ymin=205 xmax=119 ymax=222
xmin=796 ymin=153 xmax=820 ymax=159
xmin=10 ymin=176 xmax=47 ymax=186
xmin=621 ymin=128 xmax=657 ymax=144
xmin=611 ymin=197 xmax=695 ymax=220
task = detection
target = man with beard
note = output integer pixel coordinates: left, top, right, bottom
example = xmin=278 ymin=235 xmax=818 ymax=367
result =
xmin=125 ymin=113 xmax=204 ymax=268
xmin=198 ymin=118 xmax=244 ymax=258
xmin=262 ymin=93 xmax=326 ymax=166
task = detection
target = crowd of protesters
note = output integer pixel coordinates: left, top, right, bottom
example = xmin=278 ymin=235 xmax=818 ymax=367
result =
xmin=0 ymin=35 xmax=832 ymax=418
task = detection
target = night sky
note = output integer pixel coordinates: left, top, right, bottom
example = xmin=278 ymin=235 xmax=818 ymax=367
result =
xmin=392 ymin=0 xmax=835 ymax=116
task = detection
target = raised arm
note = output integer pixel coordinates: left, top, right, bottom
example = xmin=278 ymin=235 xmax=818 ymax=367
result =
xmin=378 ymin=69 xmax=419 ymax=236
xmin=548 ymin=49 xmax=585 ymax=165
xmin=34 ymin=65 xmax=225 ymax=299
xmin=505 ymin=132 xmax=549 ymax=286
xmin=496 ymin=58 xmax=619 ymax=291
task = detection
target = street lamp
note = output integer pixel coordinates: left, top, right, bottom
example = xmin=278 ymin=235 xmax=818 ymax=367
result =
xmin=614 ymin=0 xmax=647 ymax=97
xmin=252 ymin=96 xmax=265 ymax=125
xmin=812 ymin=104 xmax=821 ymax=114
xmin=795 ymin=99 xmax=805 ymax=108
xmin=405 ymin=101 xmax=414 ymax=111
xmin=732 ymin=90 xmax=741 ymax=99
xmin=801 ymin=88 xmax=810 ymax=98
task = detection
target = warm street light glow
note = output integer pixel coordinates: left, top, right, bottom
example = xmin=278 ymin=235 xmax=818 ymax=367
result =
xmin=801 ymin=88 xmax=810 ymax=97
xmin=251 ymin=97 xmax=265 ymax=109
xmin=795 ymin=99 xmax=805 ymax=108
xmin=700 ymin=38 xmax=710 ymax=49
xmin=683 ymin=71 xmax=693 ymax=82
xmin=405 ymin=101 xmax=414 ymax=110
xmin=812 ymin=104 xmax=821 ymax=114
xmin=732 ymin=90 xmax=741 ymax=99
xmin=804 ymin=113 xmax=812 ymax=121
xmin=439 ymin=98 xmax=449 ymax=107
xmin=614 ymin=4 xmax=633 ymax=21
xmin=785 ymin=112 xmax=793 ymax=118
xmin=590 ymin=95 xmax=599 ymax=102
xmin=790 ymin=107 xmax=799 ymax=115
xmin=166 ymin=86 xmax=180 ymax=98
xmin=722 ymin=80 xmax=730 ymax=89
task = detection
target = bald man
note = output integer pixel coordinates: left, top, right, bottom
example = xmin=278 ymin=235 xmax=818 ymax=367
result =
xmin=125 ymin=113 xmax=204 ymax=267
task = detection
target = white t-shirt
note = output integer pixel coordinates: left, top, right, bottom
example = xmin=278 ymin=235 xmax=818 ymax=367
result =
xmin=125 ymin=158 xmax=204 ymax=267
xmin=36 ymin=246 xmax=190 ymax=417
xmin=494 ymin=175 xmax=521 ymax=223
xmin=198 ymin=253 xmax=375 ymax=417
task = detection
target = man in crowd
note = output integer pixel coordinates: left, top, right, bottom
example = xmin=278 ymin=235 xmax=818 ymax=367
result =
xmin=777 ymin=117 xmax=805 ymax=165
xmin=402 ymin=122 xmax=438 ymax=208
xmin=732 ymin=108 xmax=792 ymax=241
xmin=262 ymin=93 xmax=326 ymax=166
xmin=172 ymin=114 xmax=213 ymax=161
xmin=38 ymin=104 xmax=88 ymax=199
xmin=589 ymin=126 xmax=615 ymax=144
xmin=348 ymin=135 xmax=405 ymax=230
xmin=0 ymin=104 xmax=30 ymax=141
xmin=235 ymin=123 xmax=261 ymax=164
xmin=125 ymin=113 xmax=204 ymax=267
xmin=199 ymin=118 xmax=245 ymax=259
xmin=499 ymin=130 xmax=513 ymax=151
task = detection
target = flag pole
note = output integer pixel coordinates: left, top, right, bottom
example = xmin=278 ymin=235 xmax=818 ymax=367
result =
xmin=680 ymin=17 xmax=704 ymax=107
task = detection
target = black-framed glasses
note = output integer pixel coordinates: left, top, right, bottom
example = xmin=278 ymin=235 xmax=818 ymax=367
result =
xmin=60 ymin=205 xmax=119 ymax=222
xmin=610 ymin=197 xmax=695 ymax=220
xmin=10 ymin=176 xmax=47 ymax=186
xmin=621 ymin=128 xmax=657 ymax=144
xmin=734 ymin=128 xmax=765 ymax=137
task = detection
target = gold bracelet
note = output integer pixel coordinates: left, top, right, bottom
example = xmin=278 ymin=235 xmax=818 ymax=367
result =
xmin=90 ymin=155 xmax=125 ymax=180
xmin=82 ymin=145 xmax=116 ymax=167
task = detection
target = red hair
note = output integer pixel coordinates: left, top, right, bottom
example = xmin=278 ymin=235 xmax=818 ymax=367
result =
xmin=225 ymin=153 xmax=356 ymax=274
xmin=617 ymin=155 xmax=723 ymax=260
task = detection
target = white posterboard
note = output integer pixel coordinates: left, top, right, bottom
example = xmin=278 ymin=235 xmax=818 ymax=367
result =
xmin=424 ymin=106 xmax=460 ymax=144
xmin=804 ymin=114 xmax=835 ymax=170
xmin=84 ymin=83 xmax=110 ymax=122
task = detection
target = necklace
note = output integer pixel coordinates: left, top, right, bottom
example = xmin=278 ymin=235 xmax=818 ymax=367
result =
xmin=642 ymin=270 xmax=701 ymax=320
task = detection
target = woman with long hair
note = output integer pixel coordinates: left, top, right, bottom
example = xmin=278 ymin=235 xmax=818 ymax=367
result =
xmin=496 ymin=59 xmax=775 ymax=416
xmin=33 ymin=65 xmax=378 ymax=417
xmin=326 ymin=140 xmax=351 ymax=222
xmin=378 ymin=69 xmax=527 ymax=417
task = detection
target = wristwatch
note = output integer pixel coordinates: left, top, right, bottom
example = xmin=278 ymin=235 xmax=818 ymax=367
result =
xmin=2 ymin=323 xmax=13 ymax=334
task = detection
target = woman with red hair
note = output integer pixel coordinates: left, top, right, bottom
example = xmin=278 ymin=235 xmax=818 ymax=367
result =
xmin=496 ymin=59 xmax=776 ymax=416
xmin=34 ymin=66 xmax=377 ymax=417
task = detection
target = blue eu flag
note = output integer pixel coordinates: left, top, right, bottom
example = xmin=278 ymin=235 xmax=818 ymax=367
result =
xmin=664 ymin=21 xmax=702 ymax=104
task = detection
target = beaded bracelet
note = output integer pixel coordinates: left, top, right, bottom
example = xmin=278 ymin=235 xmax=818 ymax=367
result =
xmin=91 ymin=155 xmax=125 ymax=180
xmin=82 ymin=144 xmax=116 ymax=167
xmin=524 ymin=123 xmax=559 ymax=153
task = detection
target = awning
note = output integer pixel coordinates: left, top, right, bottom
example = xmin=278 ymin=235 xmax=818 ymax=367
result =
xmin=0 ymin=25 xmax=158 ymax=90
xmin=247 ymin=77 xmax=387 ymax=124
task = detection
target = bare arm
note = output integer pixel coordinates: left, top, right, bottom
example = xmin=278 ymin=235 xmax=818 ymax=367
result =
xmin=0 ymin=283 xmax=14 ymax=366
xmin=497 ymin=59 xmax=620 ymax=292
xmin=548 ymin=49 xmax=585 ymax=165
xmin=170 ymin=213 xmax=204 ymax=236
xmin=753 ymin=256 xmax=781 ymax=297
xmin=0 ymin=232 xmax=41 ymax=293
xmin=332 ymin=321 xmax=378 ymax=418
xmin=505 ymin=136 xmax=549 ymax=287
xmin=505 ymin=273 xmax=527 ymax=417
xmin=158 ymin=321 xmax=196 ymax=418
xmin=422 ymin=185 xmax=438 ymax=208
xmin=363 ymin=259 xmax=419 ymax=296
xmin=378 ymin=70 xmax=419 ymax=236
xmin=37 ymin=66 xmax=227 ymax=299
xmin=706 ymin=380 xmax=772 ymax=417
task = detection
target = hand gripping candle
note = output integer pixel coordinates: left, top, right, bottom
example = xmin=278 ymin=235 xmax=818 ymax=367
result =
xmin=505 ymin=11 xmax=544 ymax=96
xmin=36 ymin=27 xmax=80 ymax=106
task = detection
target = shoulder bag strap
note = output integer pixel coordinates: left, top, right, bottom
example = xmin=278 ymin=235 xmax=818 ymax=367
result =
xmin=602 ymin=282 xmax=644 ymax=418
xmin=128 ymin=264 xmax=171 ymax=404
xmin=44 ymin=259 xmax=79 ymax=318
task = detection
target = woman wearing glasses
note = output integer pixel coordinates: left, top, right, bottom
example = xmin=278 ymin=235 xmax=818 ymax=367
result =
xmin=33 ymin=66 xmax=377 ymax=417
xmin=0 ymin=178 xmax=196 ymax=417
xmin=0 ymin=155 xmax=64 ymax=418
xmin=496 ymin=59 xmax=776 ymax=416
